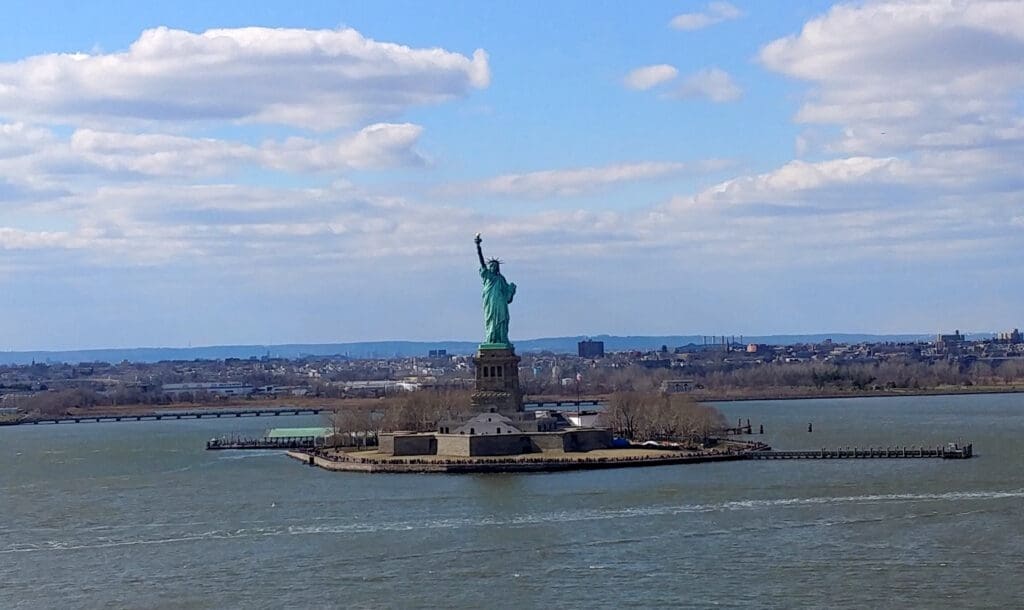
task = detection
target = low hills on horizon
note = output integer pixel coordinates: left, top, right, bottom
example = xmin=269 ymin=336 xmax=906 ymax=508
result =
xmin=0 ymin=332 xmax=995 ymax=365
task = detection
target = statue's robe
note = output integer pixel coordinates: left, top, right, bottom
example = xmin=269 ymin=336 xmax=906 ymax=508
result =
xmin=480 ymin=266 xmax=516 ymax=345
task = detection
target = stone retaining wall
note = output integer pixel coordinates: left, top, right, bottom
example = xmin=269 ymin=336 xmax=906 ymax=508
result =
xmin=287 ymin=450 xmax=746 ymax=474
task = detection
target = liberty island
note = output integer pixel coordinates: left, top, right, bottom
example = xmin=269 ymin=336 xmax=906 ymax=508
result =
xmin=286 ymin=237 xmax=972 ymax=473
xmin=292 ymin=234 xmax=624 ymax=470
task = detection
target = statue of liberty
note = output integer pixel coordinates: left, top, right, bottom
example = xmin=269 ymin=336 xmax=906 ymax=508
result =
xmin=474 ymin=233 xmax=516 ymax=347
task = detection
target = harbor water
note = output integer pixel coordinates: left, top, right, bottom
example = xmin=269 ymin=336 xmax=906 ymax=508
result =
xmin=1 ymin=393 xmax=1022 ymax=608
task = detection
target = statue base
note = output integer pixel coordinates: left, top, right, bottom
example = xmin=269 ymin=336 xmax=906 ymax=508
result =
xmin=471 ymin=346 xmax=523 ymax=413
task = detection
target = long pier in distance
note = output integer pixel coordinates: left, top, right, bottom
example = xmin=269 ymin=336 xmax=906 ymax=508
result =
xmin=9 ymin=407 xmax=323 ymax=425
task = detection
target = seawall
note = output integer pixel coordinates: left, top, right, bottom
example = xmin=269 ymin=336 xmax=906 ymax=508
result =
xmin=286 ymin=450 xmax=747 ymax=474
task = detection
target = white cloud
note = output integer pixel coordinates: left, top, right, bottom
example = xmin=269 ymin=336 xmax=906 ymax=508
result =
xmin=637 ymin=154 xmax=1019 ymax=268
xmin=759 ymin=0 xmax=1024 ymax=155
xmin=261 ymin=123 xmax=427 ymax=172
xmin=670 ymin=2 xmax=744 ymax=31
xmin=0 ymin=26 xmax=490 ymax=130
xmin=669 ymin=68 xmax=741 ymax=102
xmin=439 ymin=160 xmax=731 ymax=199
xmin=0 ymin=180 xmax=480 ymax=267
xmin=0 ymin=228 xmax=81 ymax=251
xmin=67 ymin=129 xmax=254 ymax=177
xmin=0 ymin=122 xmax=426 ymax=180
xmin=0 ymin=122 xmax=55 ymax=158
xmin=0 ymin=149 xmax=1017 ymax=284
xmin=672 ymin=157 xmax=911 ymax=210
xmin=1 ymin=5 xmax=1022 ymax=322
xmin=738 ymin=0 xmax=1024 ymax=272
xmin=623 ymin=64 xmax=678 ymax=90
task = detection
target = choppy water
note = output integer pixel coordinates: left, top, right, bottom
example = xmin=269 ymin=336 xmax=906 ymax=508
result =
xmin=2 ymin=394 xmax=1023 ymax=608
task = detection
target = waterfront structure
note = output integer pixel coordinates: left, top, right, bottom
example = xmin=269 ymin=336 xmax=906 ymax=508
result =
xmin=162 ymin=381 xmax=254 ymax=398
xmin=660 ymin=379 xmax=695 ymax=394
xmin=578 ymin=339 xmax=605 ymax=358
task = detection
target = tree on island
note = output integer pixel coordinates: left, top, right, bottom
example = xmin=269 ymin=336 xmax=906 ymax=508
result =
xmin=600 ymin=391 xmax=726 ymax=443
xmin=325 ymin=388 xmax=472 ymax=446
xmin=327 ymin=406 xmax=375 ymax=449
xmin=380 ymin=388 xmax=472 ymax=432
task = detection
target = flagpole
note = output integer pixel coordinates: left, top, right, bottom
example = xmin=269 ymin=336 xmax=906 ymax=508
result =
xmin=575 ymin=370 xmax=581 ymax=425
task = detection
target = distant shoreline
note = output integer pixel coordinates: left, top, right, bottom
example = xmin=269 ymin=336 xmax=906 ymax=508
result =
xmin=528 ymin=386 xmax=1024 ymax=405
xmin=4 ymin=386 xmax=1023 ymax=426
xmin=697 ymin=386 xmax=1024 ymax=403
xmin=0 ymin=332 xmax=970 ymax=364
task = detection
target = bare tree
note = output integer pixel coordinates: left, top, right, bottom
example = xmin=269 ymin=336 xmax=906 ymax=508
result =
xmin=599 ymin=391 xmax=726 ymax=442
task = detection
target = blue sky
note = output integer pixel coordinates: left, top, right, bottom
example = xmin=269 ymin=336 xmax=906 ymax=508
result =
xmin=0 ymin=1 xmax=1022 ymax=350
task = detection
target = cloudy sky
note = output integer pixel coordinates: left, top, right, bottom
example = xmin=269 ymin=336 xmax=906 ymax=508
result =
xmin=1 ymin=0 xmax=1022 ymax=350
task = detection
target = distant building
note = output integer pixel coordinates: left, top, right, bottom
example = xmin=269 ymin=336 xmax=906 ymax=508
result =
xmin=338 ymin=380 xmax=420 ymax=397
xmin=934 ymin=330 xmax=967 ymax=355
xmin=428 ymin=349 xmax=448 ymax=357
xmin=997 ymin=329 xmax=1022 ymax=344
xmin=578 ymin=339 xmax=605 ymax=358
xmin=162 ymin=382 xmax=254 ymax=398
xmin=935 ymin=330 xmax=966 ymax=352
xmin=936 ymin=330 xmax=965 ymax=344
xmin=660 ymin=379 xmax=695 ymax=394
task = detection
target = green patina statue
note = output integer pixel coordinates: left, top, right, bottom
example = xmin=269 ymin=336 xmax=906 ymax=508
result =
xmin=475 ymin=233 xmax=516 ymax=348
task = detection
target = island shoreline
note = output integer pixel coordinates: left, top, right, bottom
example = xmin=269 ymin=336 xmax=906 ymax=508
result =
xmin=286 ymin=449 xmax=749 ymax=474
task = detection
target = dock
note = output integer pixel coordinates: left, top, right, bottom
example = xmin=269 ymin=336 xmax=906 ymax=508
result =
xmin=746 ymin=443 xmax=973 ymax=460
xmin=10 ymin=407 xmax=323 ymax=426
xmin=206 ymin=436 xmax=321 ymax=450
xmin=523 ymin=399 xmax=602 ymax=408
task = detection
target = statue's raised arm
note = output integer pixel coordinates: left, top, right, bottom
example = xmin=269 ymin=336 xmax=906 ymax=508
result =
xmin=474 ymin=233 xmax=486 ymax=269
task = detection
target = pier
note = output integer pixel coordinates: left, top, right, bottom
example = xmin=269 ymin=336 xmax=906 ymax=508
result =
xmin=523 ymin=399 xmax=602 ymax=408
xmin=206 ymin=436 xmax=320 ymax=450
xmin=16 ymin=407 xmax=323 ymax=426
xmin=746 ymin=443 xmax=973 ymax=460
xmin=2 ymin=401 xmax=606 ymax=426
xmin=723 ymin=418 xmax=755 ymax=435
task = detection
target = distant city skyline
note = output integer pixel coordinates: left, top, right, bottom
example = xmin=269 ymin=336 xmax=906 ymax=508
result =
xmin=1 ymin=1 xmax=1022 ymax=350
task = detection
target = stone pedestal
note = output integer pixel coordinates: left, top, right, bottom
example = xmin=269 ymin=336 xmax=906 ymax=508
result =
xmin=471 ymin=345 xmax=523 ymax=414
